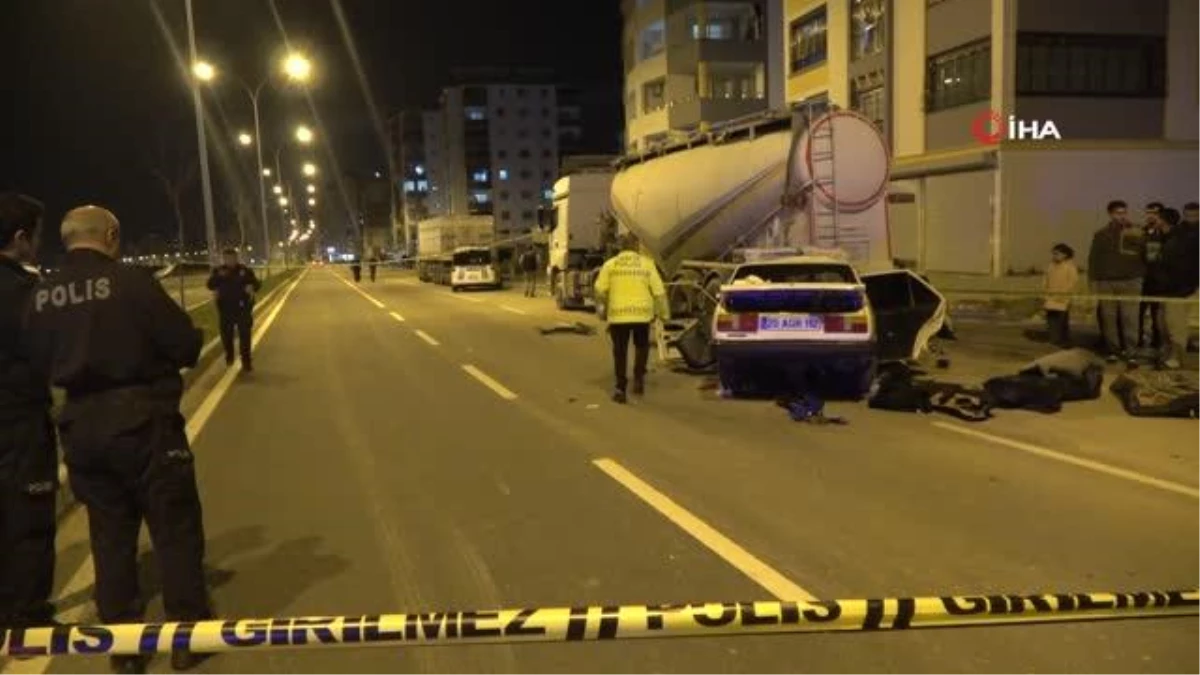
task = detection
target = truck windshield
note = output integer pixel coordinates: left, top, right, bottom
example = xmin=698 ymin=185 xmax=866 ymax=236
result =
xmin=731 ymin=263 xmax=856 ymax=284
xmin=453 ymin=250 xmax=492 ymax=266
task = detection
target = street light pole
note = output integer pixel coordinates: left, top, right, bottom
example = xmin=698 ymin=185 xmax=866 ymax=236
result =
xmin=185 ymin=0 xmax=218 ymax=263
xmin=247 ymin=84 xmax=272 ymax=278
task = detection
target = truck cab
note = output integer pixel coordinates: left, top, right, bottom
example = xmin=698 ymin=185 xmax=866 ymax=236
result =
xmin=451 ymin=246 xmax=500 ymax=292
xmin=545 ymin=171 xmax=615 ymax=309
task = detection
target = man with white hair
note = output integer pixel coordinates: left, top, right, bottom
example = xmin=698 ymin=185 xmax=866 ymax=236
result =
xmin=22 ymin=205 xmax=213 ymax=673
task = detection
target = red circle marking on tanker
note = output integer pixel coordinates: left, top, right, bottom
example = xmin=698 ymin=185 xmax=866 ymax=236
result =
xmin=803 ymin=110 xmax=890 ymax=211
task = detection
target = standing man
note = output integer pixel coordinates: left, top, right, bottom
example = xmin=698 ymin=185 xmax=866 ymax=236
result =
xmin=593 ymin=233 xmax=669 ymax=403
xmin=23 ymin=206 xmax=212 ymax=674
xmin=350 ymin=252 xmax=363 ymax=283
xmin=1139 ymin=202 xmax=1166 ymax=350
xmin=0 ymin=193 xmax=57 ymax=631
xmin=367 ymin=248 xmax=381 ymax=283
xmin=1155 ymin=207 xmax=1198 ymax=369
xmin=520 ymin=247 xmax=539 ymax=297
xmin=1087 ymin=200 xmax=1145 ymax=363
xmin=206 ymin=248 xmax=260 ymax=372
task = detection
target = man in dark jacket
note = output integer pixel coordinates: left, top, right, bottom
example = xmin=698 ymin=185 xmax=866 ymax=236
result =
xmin=520 ymin=248 xmax=539 ymax=297
xmin=1155 ymin=207 xmax=1198 ymax=369
xmin=0 ymin=192 xmax=57 ymax=631
xmin=207 ymin=248 xmax=261 ymax=372
xmin=23 ymin=205 xmax=212 ymax=673
xmin=1139 ymin=202 xmax=1166 ymax=349
xmin=1087 ymin=200 xmax=1145 ymax=362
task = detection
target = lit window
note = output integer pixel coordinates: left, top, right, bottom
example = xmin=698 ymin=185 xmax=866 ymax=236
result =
xmin=403 ymin=180 xmax=416 ymax=192
xmin=417 ymin=180 xmax=429 ymax=192
xmin=466 ymin=107 xmax=487 ymax=121
xmin=642 ymin=78 xmax=666 ymax=113
xmin=850 ymin=0 xmax=886 ymax=61
xmin=471 ymin=191 xmax=490 ymax=204
xmin=543 ymin=189 xmax=554 ymax=200
xmin=925 ymin=39 xmax=991 ymax=112
xmin=415 ymin=165 xmax=425 ymax=175
xmin=789 ymin=8 xmax=828 ymax=73
xmin=498 ymin=169 xmax=510 ymax=180
xmin=472 ymin=169 xmax=489 ymax=183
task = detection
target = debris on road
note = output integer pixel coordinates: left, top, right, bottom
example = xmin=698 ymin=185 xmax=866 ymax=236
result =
xmin=1110 ymin=370 xmax=1199 ymax=418
xmin=538 ymin=322 xmax=595 ymax=336
xmin=984 ymin=349 xmax=1105 ymax=413
xmin=867 ymin=365 xmax=992 ymax=422
xmin=775 ymin=395 xmax=848 ymax=425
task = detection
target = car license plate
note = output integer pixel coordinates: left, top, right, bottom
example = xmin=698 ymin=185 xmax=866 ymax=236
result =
xmin=759 ymin=314 xmax=823 ymax=331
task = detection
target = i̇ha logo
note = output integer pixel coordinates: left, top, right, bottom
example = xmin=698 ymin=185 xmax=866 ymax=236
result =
xmin=971 ymin=110 xmax=1062 ymax=145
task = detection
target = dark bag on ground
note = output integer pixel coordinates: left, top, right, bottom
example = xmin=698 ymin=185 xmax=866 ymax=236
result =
xmin=1110 ymin=370 xmax=1200 ymax=418
xmin=983 ymin=374 xmax=1065 ymax=413
xmin=867 ymin=366 xmax=992 ymax=421
xmin=1018 ymin=349 xmax=1105 ymax=402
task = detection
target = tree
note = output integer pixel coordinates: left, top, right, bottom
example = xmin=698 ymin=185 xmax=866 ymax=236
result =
xmin=148 ymin=128 xmax=198 ymax=257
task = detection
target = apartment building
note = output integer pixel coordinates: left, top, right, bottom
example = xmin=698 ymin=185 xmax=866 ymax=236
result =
xmin=622 ymin=0 xmax=786 ymax=151
xmin=782 ymin=0 xmax=1198 ymax=275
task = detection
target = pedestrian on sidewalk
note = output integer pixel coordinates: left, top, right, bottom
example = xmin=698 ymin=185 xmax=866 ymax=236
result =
xmin=207 ymin=248 xmax=261 ymax=372
xmin=22 ymin=206 xmax=213 ymax=674
xmin=1139 ymin=202 xmax=1166 ymax=350
xmin=1152 ymin=207 xmax=1196 ymax=369
xmin=0 ymin=192 xmax=58 ymax=631
xmin=520 ymin=247 xmax=539 ymax=297
xmin=368 ymin=248 xmax=381 ymax=282
xmin=1087 ymin=200 xmax=1145 ymax=363
xmin=350 ymin=254 xmax=363 ymax=283
xmin=593 ymin=233 xmax=670 ymax=403
xmin=1042 ymin=243 xmax=1079 ymax=348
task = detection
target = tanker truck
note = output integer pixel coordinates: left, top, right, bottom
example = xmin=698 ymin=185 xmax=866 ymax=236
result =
xmin=610 ymin=104 xmax=947 ymax=373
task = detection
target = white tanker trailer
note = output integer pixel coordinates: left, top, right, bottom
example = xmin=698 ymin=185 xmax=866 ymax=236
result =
xmin=610 ymin=105 xmax=948 ymax=370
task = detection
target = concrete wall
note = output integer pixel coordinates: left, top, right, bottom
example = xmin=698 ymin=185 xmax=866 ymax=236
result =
xmin=923 ymin=169 xmax=995 ymax=273
xmin=926 ymin=102 xmax=991 ymax=150
xmin=1165 ymin=0 xmax=1199 ymax=141
xmin=891 ymin=0 xmax=926 ymax=158
xmin=783 ymin=0 xmax=850 ymax=105
xmin=1015 ymin=0 xmax=1166 ymax=33
xmin=442 ymin=88 xmax=470 ymax=217
xmin=766 ymin=0 xmax=787 ymax=110
xmin=1015 ymin=99 xmax=1166 ymax=139
xmin=925 ymin=0 xmax=991 ymax=56
xmin=999 ymin=145 xmax=1200 ymax=273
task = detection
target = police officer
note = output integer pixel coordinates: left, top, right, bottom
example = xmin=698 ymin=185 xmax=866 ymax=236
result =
xmin=593 ymin=233 xmax=669 ymax=403
xmin=0 ymin=192 xmax=57 ymax=630
xmin=206 ymin=247 xmax=261 ymax=372
xmin=23 ymin=206 xmax=212 ymax=673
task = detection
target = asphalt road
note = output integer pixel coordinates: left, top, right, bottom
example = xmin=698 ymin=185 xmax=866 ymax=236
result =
xmin=13 ymin=267 xmax=1199 ymax=673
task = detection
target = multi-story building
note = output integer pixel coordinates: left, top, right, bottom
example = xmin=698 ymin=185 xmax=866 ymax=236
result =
xmin=621 ymin=0 xmax=786 ymax=151
xmin=782 ymin=0 xmax=1198 ymax=275
xmin=388 ymin=111 xmax=445 ymax=253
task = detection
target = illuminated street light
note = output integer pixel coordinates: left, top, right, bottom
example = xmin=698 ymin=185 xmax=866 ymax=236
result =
xmin=302 ymin=163 xmax=317 ymax=177
xmin=306 ymin=184 xmax=316 ymax=194
xmin=238 ymin=132 xmax=253 ymax=146
xmin=283 ymin=53 xmax=313 ymax=82
xmin=308 ymin=198 xmax=316 ymax=206
xmin=192 ymin=61 xmax=216 ymax=82
xmin=262 ymin=168 xmax=272 ymax=177
xmin=295 ymin=125 xmax=314 ymax=144
xmin=272 ymin=185 xmax=283 ymax=195
xmin=278 ymin=197 xmax=289 ymax=207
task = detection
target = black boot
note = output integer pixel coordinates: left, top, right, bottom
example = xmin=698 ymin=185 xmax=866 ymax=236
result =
xmin=611 ymin=389 xmax=627 ymax=404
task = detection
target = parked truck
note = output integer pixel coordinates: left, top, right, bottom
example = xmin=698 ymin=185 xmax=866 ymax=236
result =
xmin=606 ymin=103 xmax=948 ymax=371
xmin=545 ymin=169 xmax=616 ymax=309
xmin=416 ymin=215 xmax=494 ymax=286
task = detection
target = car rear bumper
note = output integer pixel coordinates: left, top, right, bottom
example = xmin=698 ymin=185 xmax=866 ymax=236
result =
xmin=713 ymin=339 xmax=875 ymax=361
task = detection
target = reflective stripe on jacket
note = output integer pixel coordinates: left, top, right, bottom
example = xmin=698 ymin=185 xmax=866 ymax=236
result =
xmin=593 ymin=251 xmax=669 ymax=324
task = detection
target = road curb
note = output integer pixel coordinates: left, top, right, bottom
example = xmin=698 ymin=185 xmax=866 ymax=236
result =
xmin=54 ymin=271 xmax=299 ymax=519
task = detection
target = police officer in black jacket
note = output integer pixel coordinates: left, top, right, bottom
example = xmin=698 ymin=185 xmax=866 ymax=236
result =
xmin=0 ymin=193 xmax=57 ymax=630
xmin=206 ymin=247 xmax=261 ymax=371
xmin=23 ymin=206 xmax=212 ymax=674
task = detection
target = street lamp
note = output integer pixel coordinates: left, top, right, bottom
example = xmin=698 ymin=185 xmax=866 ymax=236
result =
xmin=302 ymin=163 xmax=317 ymax=177
xmin=295 ymin=125 xmax=314 ymax=144
xmin=283 ymin=53 xmax=313 ymax=83
xmin=308 ymin=198 xmax=316 ymax=206
xmin=306 ymin=184 xmax=316 ymax=194
xmin=262 ymin=168 xmax=272 ymax=177
xmin=192 ymin=60 xmax=216 ymax=82
xmin=279 ymin=196 xmax=289 ymax=207
xmin=273 ymin=185 xmax=283 ymax=195
xmin=238 ymin=132 xmax=253 ymax=146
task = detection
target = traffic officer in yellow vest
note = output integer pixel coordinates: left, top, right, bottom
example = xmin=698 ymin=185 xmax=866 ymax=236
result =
xmin=593 ymin=233 xmax=669 ymax=403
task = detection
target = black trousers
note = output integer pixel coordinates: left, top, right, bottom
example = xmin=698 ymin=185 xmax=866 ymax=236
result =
xmin=0 ymin=413 xmax=57 ymax=626
xmin=1045 ymin=309 xmax=1071 ymax=347
xmin=1138 ymin=301 xmax=1162 ymax=348
xmin=609 ymin=323 xmax=650 ymax=392
xmin=369 ymin=264 xmax=378 ymax=282
xmin=218 ymin=307 xmax=253 ymax=367
xmin=524 ymin=270 xmax=538 ymax=296
xmin=60 ymin=407 xmax=210 ymax=624
xmin=351 ymin=265 xmax=362 ymax=282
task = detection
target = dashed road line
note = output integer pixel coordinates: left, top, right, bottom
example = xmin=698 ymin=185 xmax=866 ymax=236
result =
xmin=499 ymin=304 xmax=527 ymax=315
xmin=414 ymin=329 xmax=440 ymax=346
xmin=335 ymin=273 xmax=386 ymax=308
xmin=389 ymin=311 xmax=406 ymax=323
xmin=592 ymin=458 xmax=817 ymax=601
xmin=461 ymin=364 xmax=519 ymax=400
xmin=932 ymin=421 xmax=1200 ymax=499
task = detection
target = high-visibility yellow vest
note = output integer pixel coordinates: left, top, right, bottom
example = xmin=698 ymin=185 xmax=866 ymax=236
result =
xmin=593 ymin=251 xmax=669 ymax=324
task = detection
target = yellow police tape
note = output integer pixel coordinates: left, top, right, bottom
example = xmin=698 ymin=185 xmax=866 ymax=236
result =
xmin=2 ymin=589 xmax=1195 ymax=657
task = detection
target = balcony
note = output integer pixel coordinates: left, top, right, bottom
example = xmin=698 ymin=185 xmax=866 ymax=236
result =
xmin=669 ymin=95 xmax=768 ymax=129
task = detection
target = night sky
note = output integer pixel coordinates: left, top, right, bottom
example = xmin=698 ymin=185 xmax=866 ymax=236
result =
xmin=0 ymin=0 xmax=622 ymax=255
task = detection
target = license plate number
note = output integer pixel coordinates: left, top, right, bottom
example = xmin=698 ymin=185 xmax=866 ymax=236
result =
xmin=760 ymin=314 xmax=823 ymax=331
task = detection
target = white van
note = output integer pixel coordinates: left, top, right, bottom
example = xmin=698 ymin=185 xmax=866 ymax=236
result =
xmin=450 ymin=246 xmax=500 ymax=292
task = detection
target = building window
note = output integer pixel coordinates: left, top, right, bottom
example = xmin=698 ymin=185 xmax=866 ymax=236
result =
xmin=517 ymin=129 xmax=529 ymax=139
xmin=522 ymin=211 xmax=534 ymax=220
xmin=497 ymin=150 xmax=508 ymax=159
xmin=705 ymin=63 xmax=763 ymax=100
xmin=642 ymin=78 xmax=666 ymax=114
xmin=626 ymin=89 xmax=637 ymax=119
xmin=639 ymin=20 xmax=666 ymax=60
xmin=542 ymin=149 xmax=552 ymax=158
xmin=416 ymin=180 xmax=429 ymax=192
xmin=520 ymin=190 xmax=533 ymax=199
xmin=851 ymin=80 xmax=885 ymax=130
xmin=925 ymin=39 xmax=991 ymax=112
xmin=403 ymin=180 xmax=415 ymax=192
xmin=543 ymin=189 xmax=554 ymax=200
xmin=501 ymin=211 xmax=511 ymax=220
xmin=471 ymin=169 xmax=489 ymax=183
xmin=789 ymin=7 xmax=828 ymax=74
xmin=465 ymin=107 xmax=486 ymax=121
xmin=471 ymin=191 xmax=490 ymax=204
xmin=495 ymin=107 xmax=506 ymax=117
xmin=499 ymin=190 xmax=510 ymax=200
xmin=1015 ymin=32 xmax=1166 ymax=97
xmin=498 ymin=168 xmax=509 ymax=180
xmin=850 ymin=0 xmax=885 ymax=61
xmin=518 ymin=149 xmax=531 ymax=159
xmin=520 ymin=169 xmax=532 ymax=179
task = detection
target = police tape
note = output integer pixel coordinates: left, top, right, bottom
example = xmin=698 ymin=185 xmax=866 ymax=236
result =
xmin=2 ymin=589 xmax=1195 ymax=658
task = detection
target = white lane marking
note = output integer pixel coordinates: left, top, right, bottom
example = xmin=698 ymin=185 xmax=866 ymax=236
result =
xmin=499 ymin=304 xmax=527 ymax=315
xmin=186 ymin=273 xmax=304 ymax=441
xmin=932 ymin=421 xmax=1200 ymax=499
xmin=10 ymin=273 xmax=307 ymax=675
xmin=336 ymin=273 xmax=386 ymax=308
xmin=185 ymin=297 xmax=213 ymax=312
xmin=593 ymin=458 xmax=816 ymax=601
xmin=414 ymin=329 xmax=440 ymax=346
xmin=461 ymin=364 xmax=518 ymax=400
xmin=390 ymin=311 xmax=407 ymax=323
xmin=454 ymin=293 xmax=483 ymax=303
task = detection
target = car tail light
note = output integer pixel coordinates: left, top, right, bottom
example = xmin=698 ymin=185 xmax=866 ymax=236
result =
xmin=716 ymin=312 xmax=759 ymax=333
xmin=824 ymin=315 xmax=868 ymax=333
